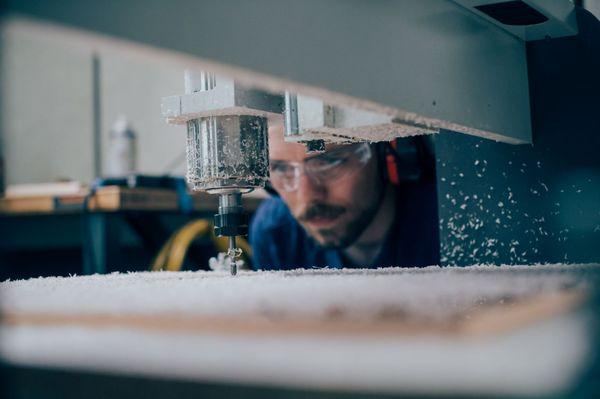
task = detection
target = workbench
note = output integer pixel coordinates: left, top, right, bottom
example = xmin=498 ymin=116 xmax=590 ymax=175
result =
xmin=1 ymin=265 xmax=598 ymax=398
xmin=0 ymin=186 xmax=264 ymax=278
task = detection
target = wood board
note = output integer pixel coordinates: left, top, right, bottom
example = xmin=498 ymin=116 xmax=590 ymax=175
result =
xmin=1 ymin=288 xmax=585 ymax=339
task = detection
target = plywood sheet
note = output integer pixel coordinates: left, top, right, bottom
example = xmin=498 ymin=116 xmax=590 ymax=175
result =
xmin=1 ymin=265 xmax=595 ymax=338
xmin=1 ymin=265 xmax=597 ymax=397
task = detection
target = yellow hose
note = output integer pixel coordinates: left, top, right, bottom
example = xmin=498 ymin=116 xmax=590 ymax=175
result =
xmin=151 ymin=235 xmax=175 ymax=271
xmin=151 ymin=219 xmax=252 ymax=272
xmin=165 ymin=219 xmax=211 ymax=271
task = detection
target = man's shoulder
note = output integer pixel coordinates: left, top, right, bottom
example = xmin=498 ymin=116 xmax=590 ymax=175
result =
xmin=249 ymin=196 xmax=315 ymax=270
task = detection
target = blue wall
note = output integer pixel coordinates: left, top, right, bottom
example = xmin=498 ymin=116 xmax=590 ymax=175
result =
xmin=436 ymin=8 xmax=600 ymax=265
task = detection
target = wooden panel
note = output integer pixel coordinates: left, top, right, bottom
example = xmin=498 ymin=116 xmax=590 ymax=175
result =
xmin=1 ymin=289 xmax=585 ymax=339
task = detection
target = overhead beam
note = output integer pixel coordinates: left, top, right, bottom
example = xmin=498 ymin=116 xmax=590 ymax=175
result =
xmin=3 ymin=0 xmax=540 ymax=143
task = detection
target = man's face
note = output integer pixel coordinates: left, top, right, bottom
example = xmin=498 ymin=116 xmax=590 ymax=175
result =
xmin=268 ymin=125 xmax=384 ymax=248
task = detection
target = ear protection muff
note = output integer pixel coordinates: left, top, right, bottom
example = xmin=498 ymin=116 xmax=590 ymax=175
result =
xmin=378 ymin=135 xmax=435 ymax=185
xmin=384 ymin=140 xmax=401 ymax=185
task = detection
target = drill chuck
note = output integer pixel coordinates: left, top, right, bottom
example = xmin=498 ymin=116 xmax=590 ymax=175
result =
xmin=214 ymin=193 xmax=248 ymax=238
xmin=214 ymin=212 xmax=248 ymax=237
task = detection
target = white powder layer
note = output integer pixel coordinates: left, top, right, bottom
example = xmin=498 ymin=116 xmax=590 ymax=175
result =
xmin=1 ymin=264 xmax=597 ymax=322
xmin=0 ymin=264 xmax=598 ymax=396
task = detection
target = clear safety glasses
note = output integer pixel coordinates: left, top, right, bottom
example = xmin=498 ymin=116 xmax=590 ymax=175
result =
xmin=269 ymin=143 xmax=373 ymax=192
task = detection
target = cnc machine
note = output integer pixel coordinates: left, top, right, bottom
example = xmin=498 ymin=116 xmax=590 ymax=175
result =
xmin=150 ymin=0 xmax=598 ymax=272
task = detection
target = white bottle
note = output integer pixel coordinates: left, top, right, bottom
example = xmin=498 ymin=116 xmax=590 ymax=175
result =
xmin=106 ymin=116 xmax=136 ymax=177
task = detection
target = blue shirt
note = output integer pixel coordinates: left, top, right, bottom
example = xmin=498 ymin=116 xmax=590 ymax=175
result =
xmin=249 ymin=181 xmax=440 ymax=270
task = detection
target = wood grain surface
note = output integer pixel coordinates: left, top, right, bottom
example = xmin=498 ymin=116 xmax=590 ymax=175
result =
xmin=2 ymin=289 xmax=585 ymax=339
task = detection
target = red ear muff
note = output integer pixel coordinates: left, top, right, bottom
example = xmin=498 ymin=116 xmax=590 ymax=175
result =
xmin=386 ymin=140 xmax=401 ymax=186
xmin=382 ymin=137 xmax=432 ymax=185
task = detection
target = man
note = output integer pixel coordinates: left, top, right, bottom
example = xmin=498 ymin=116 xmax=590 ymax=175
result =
xmin=249 ymin=125 xmax=439 ymax=270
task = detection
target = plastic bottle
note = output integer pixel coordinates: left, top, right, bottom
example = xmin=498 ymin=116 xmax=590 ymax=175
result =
xmin=106 ymin=116 xmax=136 ymax=177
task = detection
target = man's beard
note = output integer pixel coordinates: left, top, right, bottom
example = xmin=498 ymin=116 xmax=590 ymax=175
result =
xmin=296 ymin=200 xmax=381 ymax=249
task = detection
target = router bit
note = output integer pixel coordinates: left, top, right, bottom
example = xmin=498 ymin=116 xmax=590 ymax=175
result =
xmin=228 ymin=236 xmax=238 ymax=276
xmin=215 ymin=192 xmax=247 ymax=276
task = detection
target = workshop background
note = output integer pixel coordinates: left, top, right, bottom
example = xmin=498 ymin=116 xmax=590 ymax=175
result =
xmin=0 ymin=18 xmax=187 ymax=184
xmin=0 ymin=12 xmax=245 ymax=279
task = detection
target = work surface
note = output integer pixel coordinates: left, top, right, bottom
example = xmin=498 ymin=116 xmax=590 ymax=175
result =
xmin=1 ymin=265 xmax=599 ymax=397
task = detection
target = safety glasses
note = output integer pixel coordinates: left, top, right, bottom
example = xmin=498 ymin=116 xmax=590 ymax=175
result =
xmin=269 ymin=143 xmax=372 ymax=192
